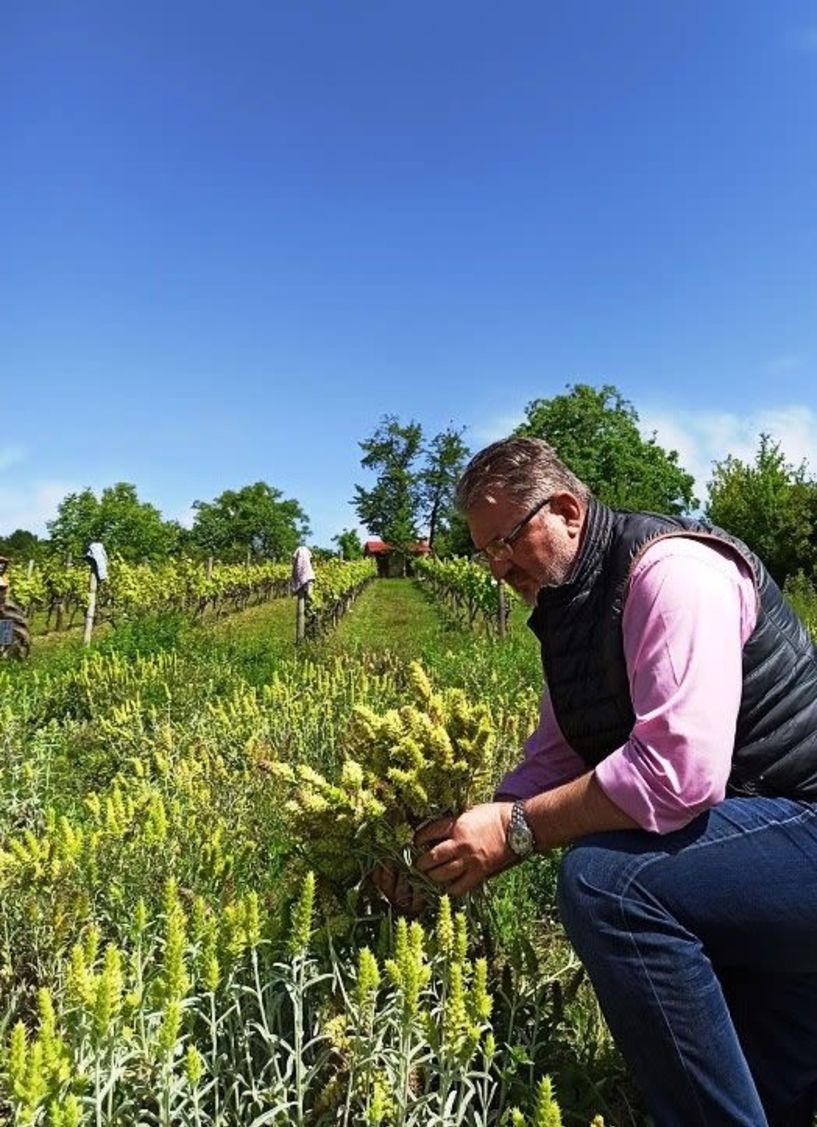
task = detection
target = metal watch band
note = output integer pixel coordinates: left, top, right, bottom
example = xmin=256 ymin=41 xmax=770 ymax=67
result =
xmin=509 ymin=799 xmax=535 ymax=858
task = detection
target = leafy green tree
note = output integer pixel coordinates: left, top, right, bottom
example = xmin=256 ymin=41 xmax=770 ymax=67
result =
xmin=0 ymin=528 xmax=47 ymax=562
xmin=706 ymin=434 xmax=817 ymax=585
xmin=516 ymin=383 xmax=697 ymax=514
xmin=353 ymin=416 xmax=473 ymax=560
xmin=420 ymin=426 xmax=470 ymax=553
xmin=432 ymin=510 xmax=475 ymax=558
xmin=48 ymin=483 xmax=179 ymax=561
xmin=431 ymin=494 xmax=507 ymax=557
xmin=353 ymin=415 xmax=423 ymax=552
xmin=47 ymin=489 xmax=98 ymax=559
xmin=191 ymin=481 xmax=309 ymax=563
xmin=332 ymin=528 xmax=363 ymax=560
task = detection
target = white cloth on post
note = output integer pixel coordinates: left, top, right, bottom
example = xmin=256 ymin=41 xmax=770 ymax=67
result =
xmin=85 ymin=542 xmax=109 ymax=582
xmin=291 ymin=545 xmax=315 ymax=593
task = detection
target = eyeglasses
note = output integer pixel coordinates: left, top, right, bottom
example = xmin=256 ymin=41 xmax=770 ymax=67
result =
xmin=477 ymin=494 xmax=554 ymax=563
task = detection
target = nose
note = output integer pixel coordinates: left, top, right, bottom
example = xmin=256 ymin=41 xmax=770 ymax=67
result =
xmin=488 ymin=555 xmax=511 ymax=581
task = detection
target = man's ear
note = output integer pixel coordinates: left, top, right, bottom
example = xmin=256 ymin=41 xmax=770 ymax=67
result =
xmin=549 ymin=492 xmax=584 ymax=537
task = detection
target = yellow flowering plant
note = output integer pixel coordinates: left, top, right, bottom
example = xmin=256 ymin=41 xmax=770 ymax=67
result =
xmin=272 ymin=661 xmax=501 ymax=893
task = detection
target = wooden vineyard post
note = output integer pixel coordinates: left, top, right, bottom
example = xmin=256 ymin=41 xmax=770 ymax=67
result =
xmin=295 ymin=590 xmax=306 ymax=644
xmin=55 ymin=552 xmax=71 ymax=633
xmin=26 ymin=559 xmax=34 ymax=578
xmin=498 ymin=579 xmax=507 ymax=639
xmin=206 ymin=556 xmax=214 ymax=580
xmin=291 ymin=548 xmax=314 ymax=645
xmin=83 ymin=569 xmax=98 ymax=646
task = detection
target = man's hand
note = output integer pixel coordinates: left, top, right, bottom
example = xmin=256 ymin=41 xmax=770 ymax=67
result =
xmin=371 ymin=860 xmax=427 ymax=917
xmin=414 ymin=802 xmax=516 ymax=896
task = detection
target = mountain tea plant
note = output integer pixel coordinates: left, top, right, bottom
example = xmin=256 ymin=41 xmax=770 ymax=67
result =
xmin=0 ymin=594 xmax=635 ymax=1125
xmin=271 ymin=661 xmax=501 ymax=888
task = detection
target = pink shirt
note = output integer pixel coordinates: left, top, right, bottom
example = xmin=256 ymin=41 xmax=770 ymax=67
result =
xmin=495 ymin=536 xmax=759 ymax=833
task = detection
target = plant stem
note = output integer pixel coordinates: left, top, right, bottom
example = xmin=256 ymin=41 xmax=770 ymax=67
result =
xmin=209 ymin=990 xmax=220 ymax=1124
xmin=294 ymin=955 xmax=305 ymax=1127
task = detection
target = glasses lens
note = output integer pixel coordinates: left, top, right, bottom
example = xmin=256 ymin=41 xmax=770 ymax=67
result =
xmin=483 ymin=540 xmax=512 ymax=564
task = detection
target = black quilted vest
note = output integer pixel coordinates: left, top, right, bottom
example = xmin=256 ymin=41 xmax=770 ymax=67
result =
xmin=527 ymin=499 xmax=817 ymax=798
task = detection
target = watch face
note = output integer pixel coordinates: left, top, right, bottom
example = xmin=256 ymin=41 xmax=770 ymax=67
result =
xmin=510 ymin=824 xmax=533 ymax=856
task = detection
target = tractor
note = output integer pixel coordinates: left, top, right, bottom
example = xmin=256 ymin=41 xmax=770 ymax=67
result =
xmin=0 ymin=557 xmax=31 ymax=659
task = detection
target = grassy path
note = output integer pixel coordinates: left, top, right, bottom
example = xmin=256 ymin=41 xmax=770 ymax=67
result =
xmin=211 ymin=577 xmax=461 ymax=660
xmin=207 ymin=594 xmax=296 ymax=649
xmin=210 ymin=578 xmax=460 ymax=661
xmin=326 ymin=577 xmax=462 ymax=658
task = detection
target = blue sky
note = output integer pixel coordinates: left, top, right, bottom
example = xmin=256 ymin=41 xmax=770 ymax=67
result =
xmin=3 ymin=1 xmax=817 ymax=544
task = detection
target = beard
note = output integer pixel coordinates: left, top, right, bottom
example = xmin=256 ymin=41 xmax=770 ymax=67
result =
xmin=506 ymin=539 xmax=576 ymax=604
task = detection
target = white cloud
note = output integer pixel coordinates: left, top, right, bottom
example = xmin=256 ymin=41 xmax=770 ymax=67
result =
xmin=639 ymin=404 xmax=817 ymax=505
xmin=0 ymin=481 xmax=75 ymax=538
xmin=470 ymin=411 xmax=526 ymax=445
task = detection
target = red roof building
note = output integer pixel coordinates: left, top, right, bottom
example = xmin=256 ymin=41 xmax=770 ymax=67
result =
xmin=363 ymin=538 xmax=431 ymax=576
xmin=364 ymin=539 xmax=430 ymax=557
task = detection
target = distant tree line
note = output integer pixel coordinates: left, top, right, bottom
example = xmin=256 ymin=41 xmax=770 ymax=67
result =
xmin=1 ymin=482 xmax=312 ymax=566
xmin=352 ymin=385 xmax=817 ymax=587
xmin=3 ymin=383 xmax=817 ymax=588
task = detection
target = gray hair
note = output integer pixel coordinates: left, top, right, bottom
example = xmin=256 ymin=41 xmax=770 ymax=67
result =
xmin=455 ymin=436 xmax=592 ymax=512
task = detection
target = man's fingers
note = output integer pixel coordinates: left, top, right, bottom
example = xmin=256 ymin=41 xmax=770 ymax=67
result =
xmin=415 ymin=840 xmax=458 ymax=874
xmin=410 ymin=888 xmax=426 ymax=914
xmin=421 ymin=857 xmax=468 ymax=886
xmin=372 ymin=861 xmax=398 ymax=899
xmin=371 ymin=861 xmax=427 ymax=916
xmin=414 ymin=817 xmax=456 ymax=849
xmin=447 ymin=871 xmax=480 ymax=897
xmin=394 ymin=870 xmax=413 ymax=907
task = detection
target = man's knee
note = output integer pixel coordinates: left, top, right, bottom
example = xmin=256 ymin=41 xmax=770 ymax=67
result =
xmin=556 ymin=838 xmax=638 ymax=947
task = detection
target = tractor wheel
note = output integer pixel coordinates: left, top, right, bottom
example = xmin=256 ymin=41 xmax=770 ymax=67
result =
xmin=2 ymin=601 xmax=28 ymax=625
xmin=0 ymin=601 xmax=31 ymax=660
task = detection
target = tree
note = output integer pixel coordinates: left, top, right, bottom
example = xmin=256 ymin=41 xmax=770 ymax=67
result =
xmin=516 ymin=384 xmax=697 ymax=514
xmin=706 ymin=434 xmax=817 ymax=585
xmin=419 ymin=426 xmax=470 ymax=553
xmin=47 ymin=489 xmax=99 ymax=559
xmin=332 ymin=528 xmax=363 ymax=560
xmin=0 ymin=529 xmax=47 ymax=562
xmin=191 ymin=482 xmax=309 ymax=563
xmin=309 ymin=545 xmax=336 ymax=563
xmin=353 ymin=415 xmax=424 ymax=553
xmin=48 ymin=483 xmax=179 ymax=561
xmin=431 ymin=510 xmax=475 ymax=558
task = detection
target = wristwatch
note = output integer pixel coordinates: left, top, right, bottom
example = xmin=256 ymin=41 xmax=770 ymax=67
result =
xmin=506 ymin=800 xmax=536 ymax=859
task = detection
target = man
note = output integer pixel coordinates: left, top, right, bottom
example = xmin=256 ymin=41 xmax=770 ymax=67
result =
xmin=410 ymin=435 xmax=817 ymax=1126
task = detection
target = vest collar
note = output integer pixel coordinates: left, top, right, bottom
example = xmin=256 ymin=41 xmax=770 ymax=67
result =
xmin=528 ymin=497 xmax=614 ymax=624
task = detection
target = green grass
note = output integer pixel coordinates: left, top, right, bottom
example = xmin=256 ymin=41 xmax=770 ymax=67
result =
xmin=326 ymin=577 xmax=461 ymax=658
xmin=207 ymin=593 xmax=297 ymax=648
xmin=13 ymin=598 xmax=292 ymax=681
xmin=14 ymin=580 xmax=542 ymax=701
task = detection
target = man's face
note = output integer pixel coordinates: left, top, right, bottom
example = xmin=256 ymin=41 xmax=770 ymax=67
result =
xmin=467 ymin=491 xmax=583 ymax=605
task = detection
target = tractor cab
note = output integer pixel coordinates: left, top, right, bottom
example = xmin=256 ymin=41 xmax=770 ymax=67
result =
xmin=0 ymin=556 xmax=30 ymax=658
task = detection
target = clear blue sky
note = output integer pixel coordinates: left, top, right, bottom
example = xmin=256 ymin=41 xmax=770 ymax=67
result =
xmin=3 ymin=1 xmax=817 ymax=544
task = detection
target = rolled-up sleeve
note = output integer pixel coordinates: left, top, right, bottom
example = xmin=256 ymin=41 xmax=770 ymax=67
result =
xmin=494 ymin=691 xmax=585 ymax=800
xmin=594 ymin=538 xmax=758 ymax=833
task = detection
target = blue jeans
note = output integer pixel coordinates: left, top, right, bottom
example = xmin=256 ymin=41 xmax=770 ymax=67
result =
xmin=556 ymin=797 xmax=817 ymax=1126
